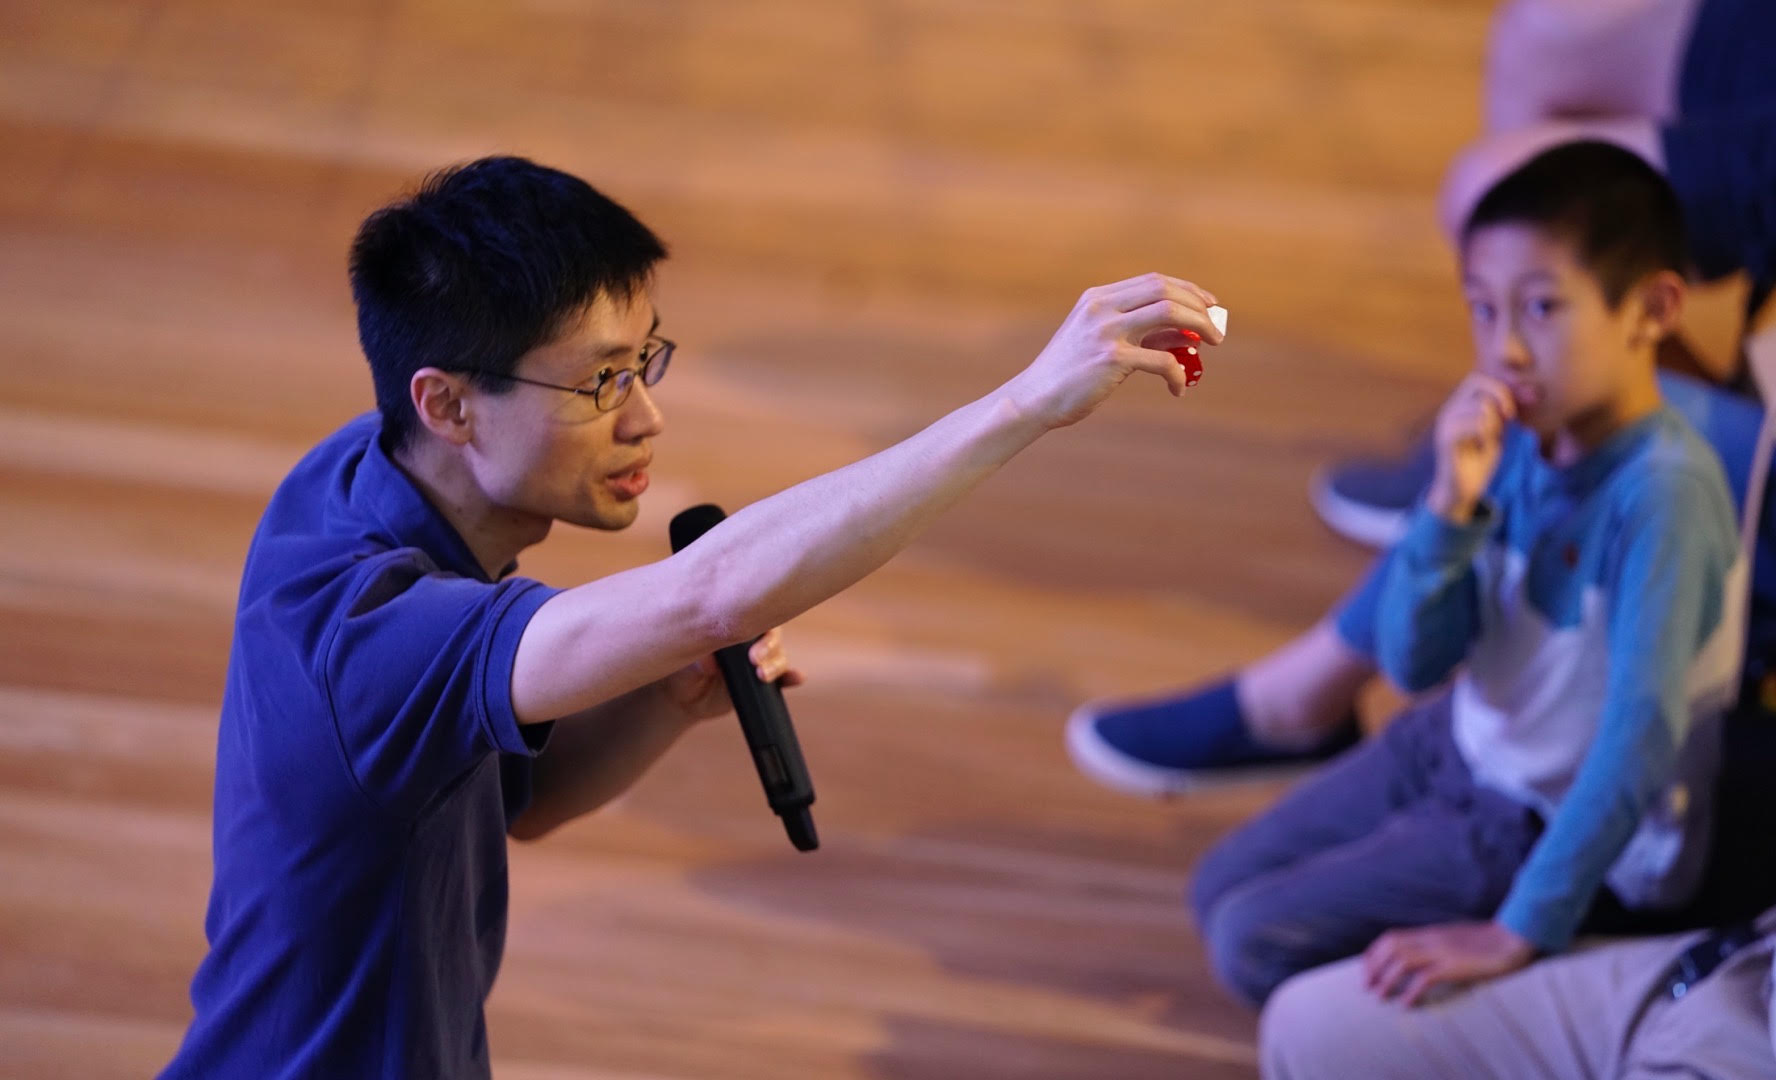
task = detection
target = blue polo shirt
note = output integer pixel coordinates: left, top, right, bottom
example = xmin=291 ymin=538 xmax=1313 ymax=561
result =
xmin=162 ymin=413 xmax=562 ymax=1079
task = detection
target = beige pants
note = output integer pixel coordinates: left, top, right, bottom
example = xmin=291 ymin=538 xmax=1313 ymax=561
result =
xmin=1260 ymin=922 xmax=1776 ymax=1080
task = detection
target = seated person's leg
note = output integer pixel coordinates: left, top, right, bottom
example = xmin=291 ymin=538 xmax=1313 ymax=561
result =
xmin=1194 ymin=698 xmax=1541 ymax=1006
xmin=1258 ymin=930 xmax=1689 ymax=1080
xmin=1186 ymin=687 xmax=1416 ymax=929
xmin=1066 ymin=569 xmax=1384 ymax=794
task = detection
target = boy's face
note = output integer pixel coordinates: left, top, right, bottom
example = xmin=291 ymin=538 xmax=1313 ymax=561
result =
xmin=1459 ymin=223 xmax=1663 ymax=438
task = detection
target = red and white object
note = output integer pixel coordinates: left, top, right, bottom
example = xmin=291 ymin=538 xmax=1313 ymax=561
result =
xmin=1167 ymin=305 xmax=1227 ymax=388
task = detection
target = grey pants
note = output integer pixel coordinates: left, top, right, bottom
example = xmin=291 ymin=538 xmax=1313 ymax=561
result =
xmin=1260 ymin=913 xmax=1776 ymax=1080
xmin=1190 ymin=693 xmax=1543 ymax=1006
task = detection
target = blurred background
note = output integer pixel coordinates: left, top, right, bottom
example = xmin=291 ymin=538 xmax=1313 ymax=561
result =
xmin=0 ymin=1 xmax=1495 ymax=1076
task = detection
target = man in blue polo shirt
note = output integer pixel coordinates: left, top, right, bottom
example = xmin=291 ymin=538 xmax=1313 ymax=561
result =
xmin=160 ymin=155 xmax=1226 ymax=1077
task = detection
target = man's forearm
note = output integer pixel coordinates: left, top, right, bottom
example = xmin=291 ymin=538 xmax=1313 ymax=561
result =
xmin=687 ymin=386 xmax=1045 ymax=644
xmin=509 ymin=682 xmax=697 ymax=839
xmin=512 ymin=274 xmax=1217 ymax=725
xmin=514 ymin=387 xmax=1046 ymax=723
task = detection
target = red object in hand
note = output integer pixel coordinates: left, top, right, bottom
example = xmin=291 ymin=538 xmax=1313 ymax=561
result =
xmin=1169 ymin=330 xmax=1203 ymax=387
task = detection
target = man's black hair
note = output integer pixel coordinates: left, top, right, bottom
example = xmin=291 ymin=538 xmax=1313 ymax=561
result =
xmin=349 ymin=156 xmax=667 ymax=448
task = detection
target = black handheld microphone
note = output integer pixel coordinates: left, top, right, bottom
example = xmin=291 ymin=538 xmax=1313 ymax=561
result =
xmin=669 ymin=504 xmax=819 ymax=852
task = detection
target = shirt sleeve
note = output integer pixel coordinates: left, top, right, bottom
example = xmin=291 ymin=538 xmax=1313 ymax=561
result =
xmin=1372 ymin=506 xmax=1493 ymax=693
xmin=1372 ymin=431 xmax=1534 ymax=692
xmin=1495 ymin=466 xmax=1735 ymax=951
xmin=321 ymin=553 xmax=562 ymax=817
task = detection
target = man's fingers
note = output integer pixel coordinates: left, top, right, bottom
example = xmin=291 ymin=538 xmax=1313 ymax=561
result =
xmin=1140 ymin=327 xmax=1197 ymax=351
xmin=1097 ymin=273 xmax=1219 ymax=317
xmin=1122 ymin=345 xmax=1192 ymax=397
xmin=1116 ymin=297 xmax=1225 ymax=345
xmin=756 ymin=653 xmax=792 ymax=683
xmin=748 ymin=629 xmax=783 ymax=666
xmin=1103 ymin=272 xmax=1217 ymax=308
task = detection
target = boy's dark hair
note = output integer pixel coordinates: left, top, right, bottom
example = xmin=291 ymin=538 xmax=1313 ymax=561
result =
xmin=1462 ymin=140 xmax=1687 ymax=307
xmin=349 ymin=156 xmax=668 ymax=449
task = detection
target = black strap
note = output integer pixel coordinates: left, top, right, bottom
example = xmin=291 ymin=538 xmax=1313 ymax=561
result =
xmin=1661 ymin=921 xmax=1765 ymax=999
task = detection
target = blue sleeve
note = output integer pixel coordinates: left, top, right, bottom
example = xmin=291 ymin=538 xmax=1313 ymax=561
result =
xmin=322 ymin=555 xmax=562 ymax=817
xmin=1371 ymin=505 xmax=1493 ymax=693
xmin=1662 ymin=103 xmax=1776 ymax=283
xmin=1495 ymin=469 xmax=1734 ymax=951
xmin=1331 ymin=553 xmax=1388 ymax=660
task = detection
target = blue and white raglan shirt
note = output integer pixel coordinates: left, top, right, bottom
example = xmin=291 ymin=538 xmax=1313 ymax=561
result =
xmin=1374 ymin=406 xmax=1741 ymax=952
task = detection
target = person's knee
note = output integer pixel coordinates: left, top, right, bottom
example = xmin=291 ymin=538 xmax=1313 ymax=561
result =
xmin=1259 ymin=962 xmax=1382 ymax=1080
xmin=1186 ymin=849 xmax=1232 ymax=931
xmin=1199 ymin=891 xmax=1313 ymax=1008
xmin=1187 ymin=829 xmax=1268 ymax=933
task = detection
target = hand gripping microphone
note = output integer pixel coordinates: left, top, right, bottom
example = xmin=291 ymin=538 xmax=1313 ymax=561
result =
xmin=669 ymin=504 xmax=819 ymax=852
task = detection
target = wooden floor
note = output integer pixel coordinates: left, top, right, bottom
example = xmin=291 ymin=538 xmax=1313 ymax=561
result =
xmin=0 ymin=1 xmax=1497 ymax=1076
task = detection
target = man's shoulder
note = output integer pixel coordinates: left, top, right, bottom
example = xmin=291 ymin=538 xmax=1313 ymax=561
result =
xmin=269 ymin=412 xmax=383 ymax=510
xmin=237 ymin=413 xmax=411 ymax=614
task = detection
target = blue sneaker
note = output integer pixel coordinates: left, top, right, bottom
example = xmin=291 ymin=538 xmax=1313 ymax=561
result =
xmin=1308 ymin=435 xmax=1434 ymax=549
xmin=1066 ymin=678 xmax=1359 ymax=797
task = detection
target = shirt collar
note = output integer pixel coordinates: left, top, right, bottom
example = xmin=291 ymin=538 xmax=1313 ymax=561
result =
xmin=353 ymin=427 xmax=511 ymax=583
xmin=1546 ymin=406 xmax=1673 ymax=498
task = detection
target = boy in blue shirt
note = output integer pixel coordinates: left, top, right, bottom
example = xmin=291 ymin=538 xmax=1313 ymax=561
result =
xmin=1181 ymin=142 xmax=1741 ymax=1008
xmin=157 ymin=156 xmax=1224 ymax=1078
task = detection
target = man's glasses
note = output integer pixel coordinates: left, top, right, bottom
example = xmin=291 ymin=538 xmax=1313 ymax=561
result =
xmin=461 ymin=336 xmax=675 ymax=413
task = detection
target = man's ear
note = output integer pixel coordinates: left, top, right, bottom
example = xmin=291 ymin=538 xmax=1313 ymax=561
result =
xmin=409 ymin=368 xmax=475 ymax=446
xmin=1631 ymin=270 xmax=1686 ymax=348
